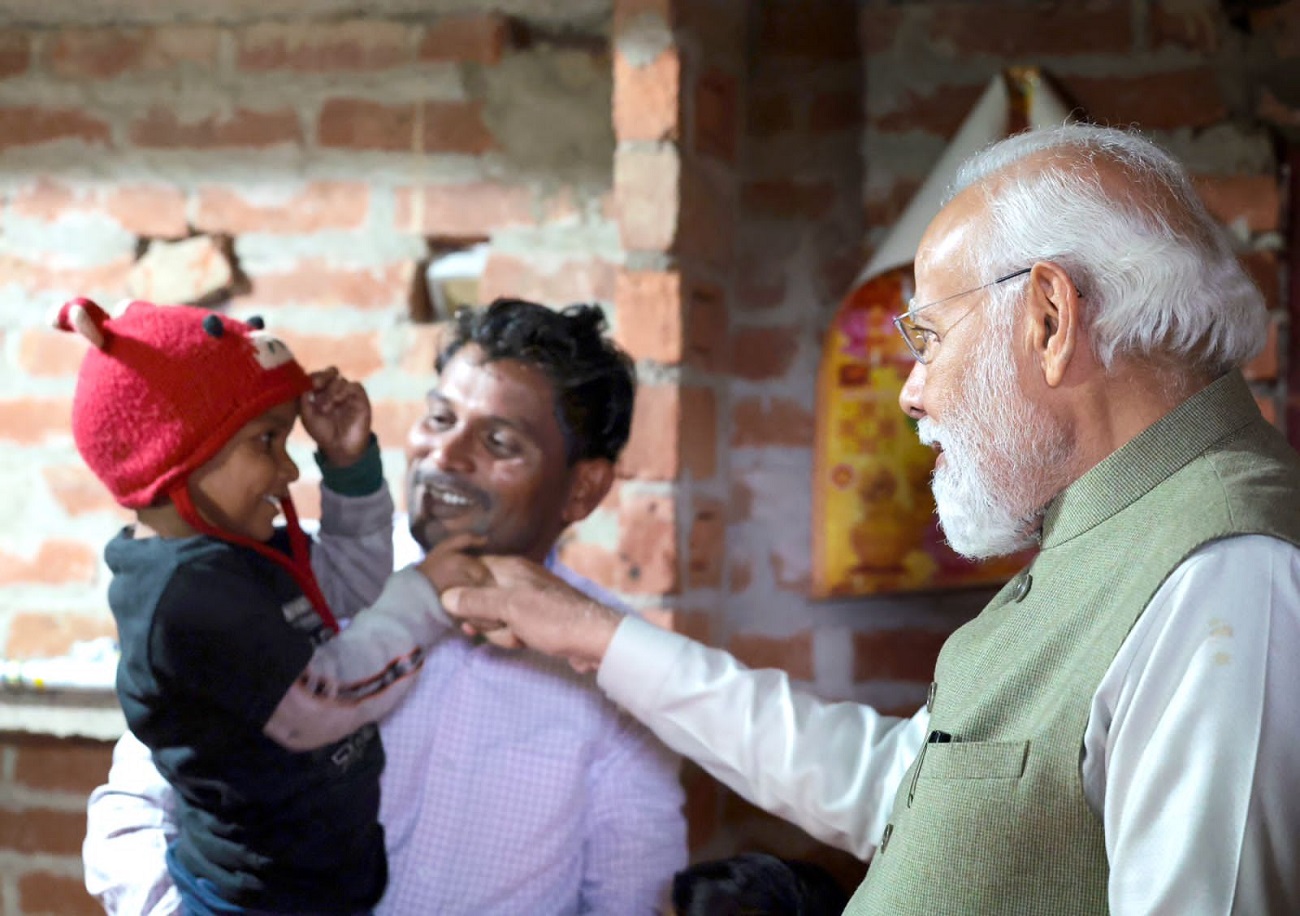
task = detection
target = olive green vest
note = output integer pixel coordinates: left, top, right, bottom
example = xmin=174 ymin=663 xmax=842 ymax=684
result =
xmin=845 ymin=372 xmax=1300 ymax=915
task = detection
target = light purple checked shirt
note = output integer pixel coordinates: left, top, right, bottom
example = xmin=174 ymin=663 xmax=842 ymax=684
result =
xmin=84 ymin=506 xmax=688 ymax=916
xmin=376 ymin=528 xmax=688 ymax=915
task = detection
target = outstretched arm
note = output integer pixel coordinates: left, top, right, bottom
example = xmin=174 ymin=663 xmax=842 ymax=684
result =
xmin=83 ymin=731 xmax=180 ymax=916
xmin=444 ymin=557 xmax=928 ymax=859
xmin=264 ymin=534 xmax=491 ymax=751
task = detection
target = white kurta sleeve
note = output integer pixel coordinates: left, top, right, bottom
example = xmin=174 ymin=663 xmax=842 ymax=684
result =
xmin=597 ymin=615 xmax=928 ymax=859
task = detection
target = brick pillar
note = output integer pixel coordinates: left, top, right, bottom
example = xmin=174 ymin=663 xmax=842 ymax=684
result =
xmin=600 ymin=0 xmax=747 ymax=855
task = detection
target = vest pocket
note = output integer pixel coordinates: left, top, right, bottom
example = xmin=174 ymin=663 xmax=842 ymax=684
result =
xmin=919 ymin=739 xmax=1029 ymax=780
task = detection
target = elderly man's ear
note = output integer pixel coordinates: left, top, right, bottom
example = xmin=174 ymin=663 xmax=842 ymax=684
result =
xmin=561 ymin=459 xmax=616 ymax=525
xmin=1027 ymin=261 xmax=1083 ymax=388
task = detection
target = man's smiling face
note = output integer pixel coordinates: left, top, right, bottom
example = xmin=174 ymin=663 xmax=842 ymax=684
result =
xmin=405 ymin=345 xmax=578 ymax=562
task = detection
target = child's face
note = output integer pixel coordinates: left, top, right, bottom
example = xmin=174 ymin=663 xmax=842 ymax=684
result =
xmin=187 ymin=400 xmax=300 ymax=542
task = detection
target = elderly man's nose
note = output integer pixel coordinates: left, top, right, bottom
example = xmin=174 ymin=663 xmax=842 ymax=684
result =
xmin=899 ymin=361 xmax=926 ymax=420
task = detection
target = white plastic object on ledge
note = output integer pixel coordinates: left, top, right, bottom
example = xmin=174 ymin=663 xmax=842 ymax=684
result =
xmin=0 ymin=637 xmax=119 ymax=693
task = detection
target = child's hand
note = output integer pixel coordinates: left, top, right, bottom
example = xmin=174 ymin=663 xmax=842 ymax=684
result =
xmin=300 ymin=367 xmax=372 ymax=467
xmin=415 ymin=532 xmax=493 ymax=595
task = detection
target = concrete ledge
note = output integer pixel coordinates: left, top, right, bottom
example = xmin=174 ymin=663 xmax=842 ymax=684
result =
xmin=0 ymin=691 xmax=125 ymax=741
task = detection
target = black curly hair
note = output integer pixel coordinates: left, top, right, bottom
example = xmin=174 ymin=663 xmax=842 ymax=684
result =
xmin=436 ymin=298 xmax=636 ymax=465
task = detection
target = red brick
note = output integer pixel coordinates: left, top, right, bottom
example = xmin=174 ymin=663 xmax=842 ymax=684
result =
xmin=679 ymin=165 xmax=738 ymax=270
xmin=1242 ymin=316 xmax=1280 ymax=382
xmin=479 ymin=254 xmax=616 ymax=306
xmin=616 ymin=492 xmax=679 ymax=594
xmin=681 ymin=761 xmax=720 ymax=851
xmin=688 ymin=497 xmax=726 ymax=588
xmin=809 ymin=88 xmax=861 ymax=134
xmin=730 ymin=326 xmax=800 ymax=381
xmin=677 ymin=0 xmax=746 ymax=60
xmin=731 ymin=397 xmax=814 ymax=447
xmin=1241 ymin=250 xmax=1280 ymax=311
xmin=1192 ymin=174 xmax=1281 ymax=234
xmin=556 ymin=538 xmax=621 ymax=590
xmin=730 ymin=477 xmax=755 ymax=524
xmin=1062 ymin=69 xmax=1226 ymax=131
xmin=18 ymin=327 xmax=88 ymax=378
xmin=130 ymin=106 xmax=300 ymax=149
xmin=926 ymin=3 xmax=1133 ymax=56
xmin=50 ymin=26 xmax=219 ymax=78
xmin=0 ymin=106 xmax=111 ymax=149
xmin=12 ymin=734 xmax=115 ymax=792
xmin=729 ymin=557 xmax=753 ymax=593
xmin=18 ymin=870 xmax=104 ymax=916
xmin=873 ymin=83 xmax=987 ymax=139
xmin=1289 ymin=397 xmax=1300 ymax=451
xmin=238 ymin=21 xmax=414 ymax=71
xmin=278 ymin=330 xmax=384 ymax=380
xmin=420 ymin=100 xmax=497 ymax=155
xmin=1254 ymin=2 xmax=1300 ymax=56
xmin=195 ymin=182 xmax=369 ymax=234
xmin=866 ymin=178 xmax=921 ymax=229
xmin=1258 ymin=87 xmax=1300 ymax=131
xmin=0 ymin=31 xmax=31 ymax=78
xmin=681 ymin=386 xmax=718 ymax=479
xmin=728 ymin=631 xmax=814 ymax=680
xmin=242 ymin=259 xmax=419 ymax=311
xmin=742 ymin=179 xmax=836 ymax=220
xmin=756 ymin=2 xmax=860 ymax=61
xmin=1151 ymin=0 xmax=1224 ymax=52
xmin=395 ymin=182 xmax=534 ymax=235
xmin=614 ymin=269 xmax=684 ymax=363
xmin=613 ymin=47 xmax=680 ymax=143
xmin=619 ymin=384 xmax=681 ymax=480
xmin=749 ymin=90 xmax=795 ymax=139
xmin=318 ymin=99 xmax=415 ymax=151
xmin=370 ymin=399 xmax=426 ymax=457
xmin=853 ymin=628 xmax=948 ymax=682
xmin=287 ymin=480 xmax=322 ymax=521
xmin=10 ymin=178 xmax=80 ymax=220
xmin=0 ymin=254 xmax=133 ymax=298
xmin=668 ymin=608 xmax=714 ymax=645
xmin=693 ymin=67 xmax=738 ymax=162
xmin=0 ymin=398 xmax=72 ymax=445
xmin=771 ymin=550 xmax=811 ymax=593
xmin=398 ymin=322 xmax=451 ymax=375
xmin=0 ymin=540 xmax=98 ymax=586
xmin=105 ymin=185 xmax=190 ymax=238
xmin=613 ymin=0 xmax=675 ymax=36
xmin=0 ymin=805 xmax=85 ymax=856
xmin=615 ymin=145 xmax=681 ymax=252
xmin=41 ymin=465 xmax=125 ymax=518
xmin=859 ymin=4 xmax=907 ymax=55
xmin=685 ymin=280 xmax=729 ymax=371
xmin=419 ymin=13 xmax=514 ymax=65
xmin=48 ymin=28 xmax=148 ymax=78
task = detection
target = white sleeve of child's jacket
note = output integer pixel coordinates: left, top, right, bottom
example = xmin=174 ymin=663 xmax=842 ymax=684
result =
xmin=310 ymin=485 xmax=395 ymax=620
xmin=263 ymin=564 xmax=455 ymax=751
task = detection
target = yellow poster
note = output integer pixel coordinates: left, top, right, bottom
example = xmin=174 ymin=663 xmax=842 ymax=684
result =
xmin=810 ymin=265 xmax=1026 ymax=597
xmin=811 ymin=68 xmax=1068 ymax=598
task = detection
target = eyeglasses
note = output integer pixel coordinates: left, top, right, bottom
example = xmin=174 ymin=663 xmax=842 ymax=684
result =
xmin=892 ymin=268 xmax=1032 ymax=364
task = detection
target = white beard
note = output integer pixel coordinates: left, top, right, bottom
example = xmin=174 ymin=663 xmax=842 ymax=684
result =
xmin=918 ymin=333 xmax=1073 ymax=559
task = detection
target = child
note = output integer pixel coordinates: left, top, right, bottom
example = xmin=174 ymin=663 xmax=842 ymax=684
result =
xmin=669 ymin=852 xmax=849 ymax=916
xmin=56 ymin=298 xmax=479 ymax=915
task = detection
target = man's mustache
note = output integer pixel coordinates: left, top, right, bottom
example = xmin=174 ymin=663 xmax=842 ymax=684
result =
xmin=409 ymin=469 xmax=490 ymax=509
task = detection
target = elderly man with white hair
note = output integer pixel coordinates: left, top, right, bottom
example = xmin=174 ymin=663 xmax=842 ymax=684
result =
xmin=447 ymin=123 xmax=1300 ymax=915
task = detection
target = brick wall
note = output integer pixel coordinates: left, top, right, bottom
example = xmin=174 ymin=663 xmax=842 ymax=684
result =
xmin=0 ymin=5 xmax=626 ymax=910
xmin=1 ymin=0 xmax=1298 ymax=909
